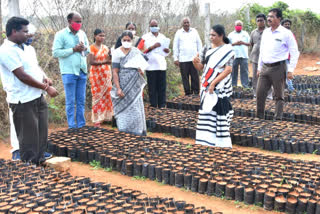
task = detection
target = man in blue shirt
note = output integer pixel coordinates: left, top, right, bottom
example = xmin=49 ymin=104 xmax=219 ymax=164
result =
xmin=228 ymin=20 xmax=250 ymax=88
xmin=52 ymin=12 xmax=89 ymax=129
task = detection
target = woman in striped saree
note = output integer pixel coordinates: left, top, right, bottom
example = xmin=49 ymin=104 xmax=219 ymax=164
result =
xmin=193 ymin=25 xmax=235 ymax=147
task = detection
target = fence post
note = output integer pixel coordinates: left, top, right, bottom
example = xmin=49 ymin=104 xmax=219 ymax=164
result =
xmin=8 ymin=0 xmax=21 ymax=18
xmin=204 ymin=3 xmax=210 ymax=47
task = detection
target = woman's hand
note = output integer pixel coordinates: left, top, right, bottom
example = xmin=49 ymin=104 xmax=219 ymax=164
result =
xmin=193 ymin=53 xmax=201 ymax=64
xmin=138 ymin=68 xmax=144 ymax=76
xmin=117 ymin=88 xmax=125 ymax=98
xmin=208 ymin=82 xmax=215 ymax=94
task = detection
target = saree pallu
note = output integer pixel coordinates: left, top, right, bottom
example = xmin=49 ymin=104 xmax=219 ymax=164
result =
xmin=111 ymin=48 xmax=147 ymax=136
xmin=196 ymin=44 xmax=235 ymax=148
xmin=89 ymin=45 xmax=113 ymax=123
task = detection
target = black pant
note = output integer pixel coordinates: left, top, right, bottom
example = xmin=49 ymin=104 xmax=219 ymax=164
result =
xmin=146 ymin=70 xmax=166 ymax=108
xmin=10 ymin=95 xmax=48 ymax=164
xmin=179 ymin=61 xmax=200 ymax=95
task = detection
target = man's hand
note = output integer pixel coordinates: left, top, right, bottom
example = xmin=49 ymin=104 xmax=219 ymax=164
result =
xmin=44 ymin=78 xmax=53 ymax=86
xmin=73 ymin=42 xmax=85 ymax=52
xmin=287 ymin=72 xmax=294 ymax=80
xmin=163 ymin=48 xmax=169 ymax=53
xmin=257 ymin=70 xmax=261 ymax=77
xmin=153 ymin=42 xmax=161 ymax=49
xmin=174 ymin=60 xmax=180 ymax=67
xmin=46 ymin=86 xmax=59 ymax=97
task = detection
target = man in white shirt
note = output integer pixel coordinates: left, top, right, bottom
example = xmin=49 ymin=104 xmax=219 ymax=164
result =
xmin=256 ymin=8 xmax=299 ymax=120
xmin=142 ymin=19 xmax=170 ymax=108
xmin=173 ymin=17 xmax=202 ymax=95
xmin=8 ymin=24 xmax=52 ymax=161
xmin=0 ymin=17 xmax=58 ymax=165
xmin=228 ymin=20 xmax=250 ymax=88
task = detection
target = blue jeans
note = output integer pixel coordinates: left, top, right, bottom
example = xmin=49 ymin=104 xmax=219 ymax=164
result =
xmin=232 ymin=58 xmax=249 ymax=88
xmin=286 ymin=79 xmax=294 ymax=91
xmin=62 ymin=71 xmax=87 ymax=128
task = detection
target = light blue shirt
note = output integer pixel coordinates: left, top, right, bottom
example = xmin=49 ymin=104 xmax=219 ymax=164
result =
xmin=0 ymin=39 xmax=44 ymax=104
xmin=52 ymin=27 xmax=89 ymax=75
xmin=228 ymin=30 xmax=250 ymax=59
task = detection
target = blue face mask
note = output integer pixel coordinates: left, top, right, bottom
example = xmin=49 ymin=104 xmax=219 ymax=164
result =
xmin=25 ymin=38 xmax=33 ymax=46
xmin=150 ymin=26 xmax=160 ymax=33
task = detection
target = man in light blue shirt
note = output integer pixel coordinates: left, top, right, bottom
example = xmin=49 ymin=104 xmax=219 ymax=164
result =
xmin=52 ymin=12 xmax=89 ymax=129
xmin=228 ymin=20 xmax=250 ymax=88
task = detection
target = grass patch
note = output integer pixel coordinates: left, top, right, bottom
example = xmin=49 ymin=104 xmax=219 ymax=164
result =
xmin=132 ymin=176 xmax=147 ymax=181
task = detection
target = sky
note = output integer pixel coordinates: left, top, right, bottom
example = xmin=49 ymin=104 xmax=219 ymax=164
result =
xmin=2 ymin=0 xmax=320 ymax=17
xmin=199 ymin=0 xmax=320 ymax=14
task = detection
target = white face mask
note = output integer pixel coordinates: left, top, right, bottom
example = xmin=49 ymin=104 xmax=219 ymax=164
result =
xmin=130 ymin=30 xmax=136 ymax=36
xmin=122 ymin=41 xmax=132 ymax=49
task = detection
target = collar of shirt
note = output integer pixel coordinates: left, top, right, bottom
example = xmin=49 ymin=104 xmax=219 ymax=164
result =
xmin=4 ymin=39 xmax=24 ymax=50
xmin=181 ymin=28 xmax=193 ymax=33
xmin=266 ymin=25 xmax=286 ymax=34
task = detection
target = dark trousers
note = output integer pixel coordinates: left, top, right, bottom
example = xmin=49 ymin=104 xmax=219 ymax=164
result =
xmin=146 ymin=70 xmax=166 ymax=108
xmin=252 ymin=62 xmax=258 ymax=94
xmin=256 ymin=62 xmax=286 ymax=120
xmin=179 ymin=61 xmax=200 ymax=95
xmin=10 ymin=95 xmax=48 ymax=164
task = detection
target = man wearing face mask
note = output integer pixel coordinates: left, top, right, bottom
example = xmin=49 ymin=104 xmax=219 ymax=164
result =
xmin=228 ymin=20 xmax=250 ymax=88
xmin=52 ymin=12 xmax=89 ymax=129
xmin=141 ymin=19 xmax=170 ymax=108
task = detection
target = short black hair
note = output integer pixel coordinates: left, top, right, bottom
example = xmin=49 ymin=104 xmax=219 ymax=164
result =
xmin=120 ymin=30 xmax=133 ymax=40
xmin=67 ymin=12 xmax=74 ymax=21
xmin=6 ymin=16 xmax=29 ymax=37
xmin=125 ymin=22 xmax=137 ymax=30
xmin=281 ymin=19 xmax=292 ymax=25
xmin=67 ymin=12 xmax=81 ymax=21
xmin=256 ymin=13 xmax=266 ymax=20
xmin=269 ymin=8 xmax=282 ymax=19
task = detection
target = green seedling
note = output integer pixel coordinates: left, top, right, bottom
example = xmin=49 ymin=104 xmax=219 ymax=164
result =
xmin=186 ymin=144 xmax=192 ymax=149
xmin=132 ymin=176 xmax=147 ymax=181
xmin=89 ymin=160 xmax=102 ymax=170
xmin=104 ymin=167 xmax=112 ymax=172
